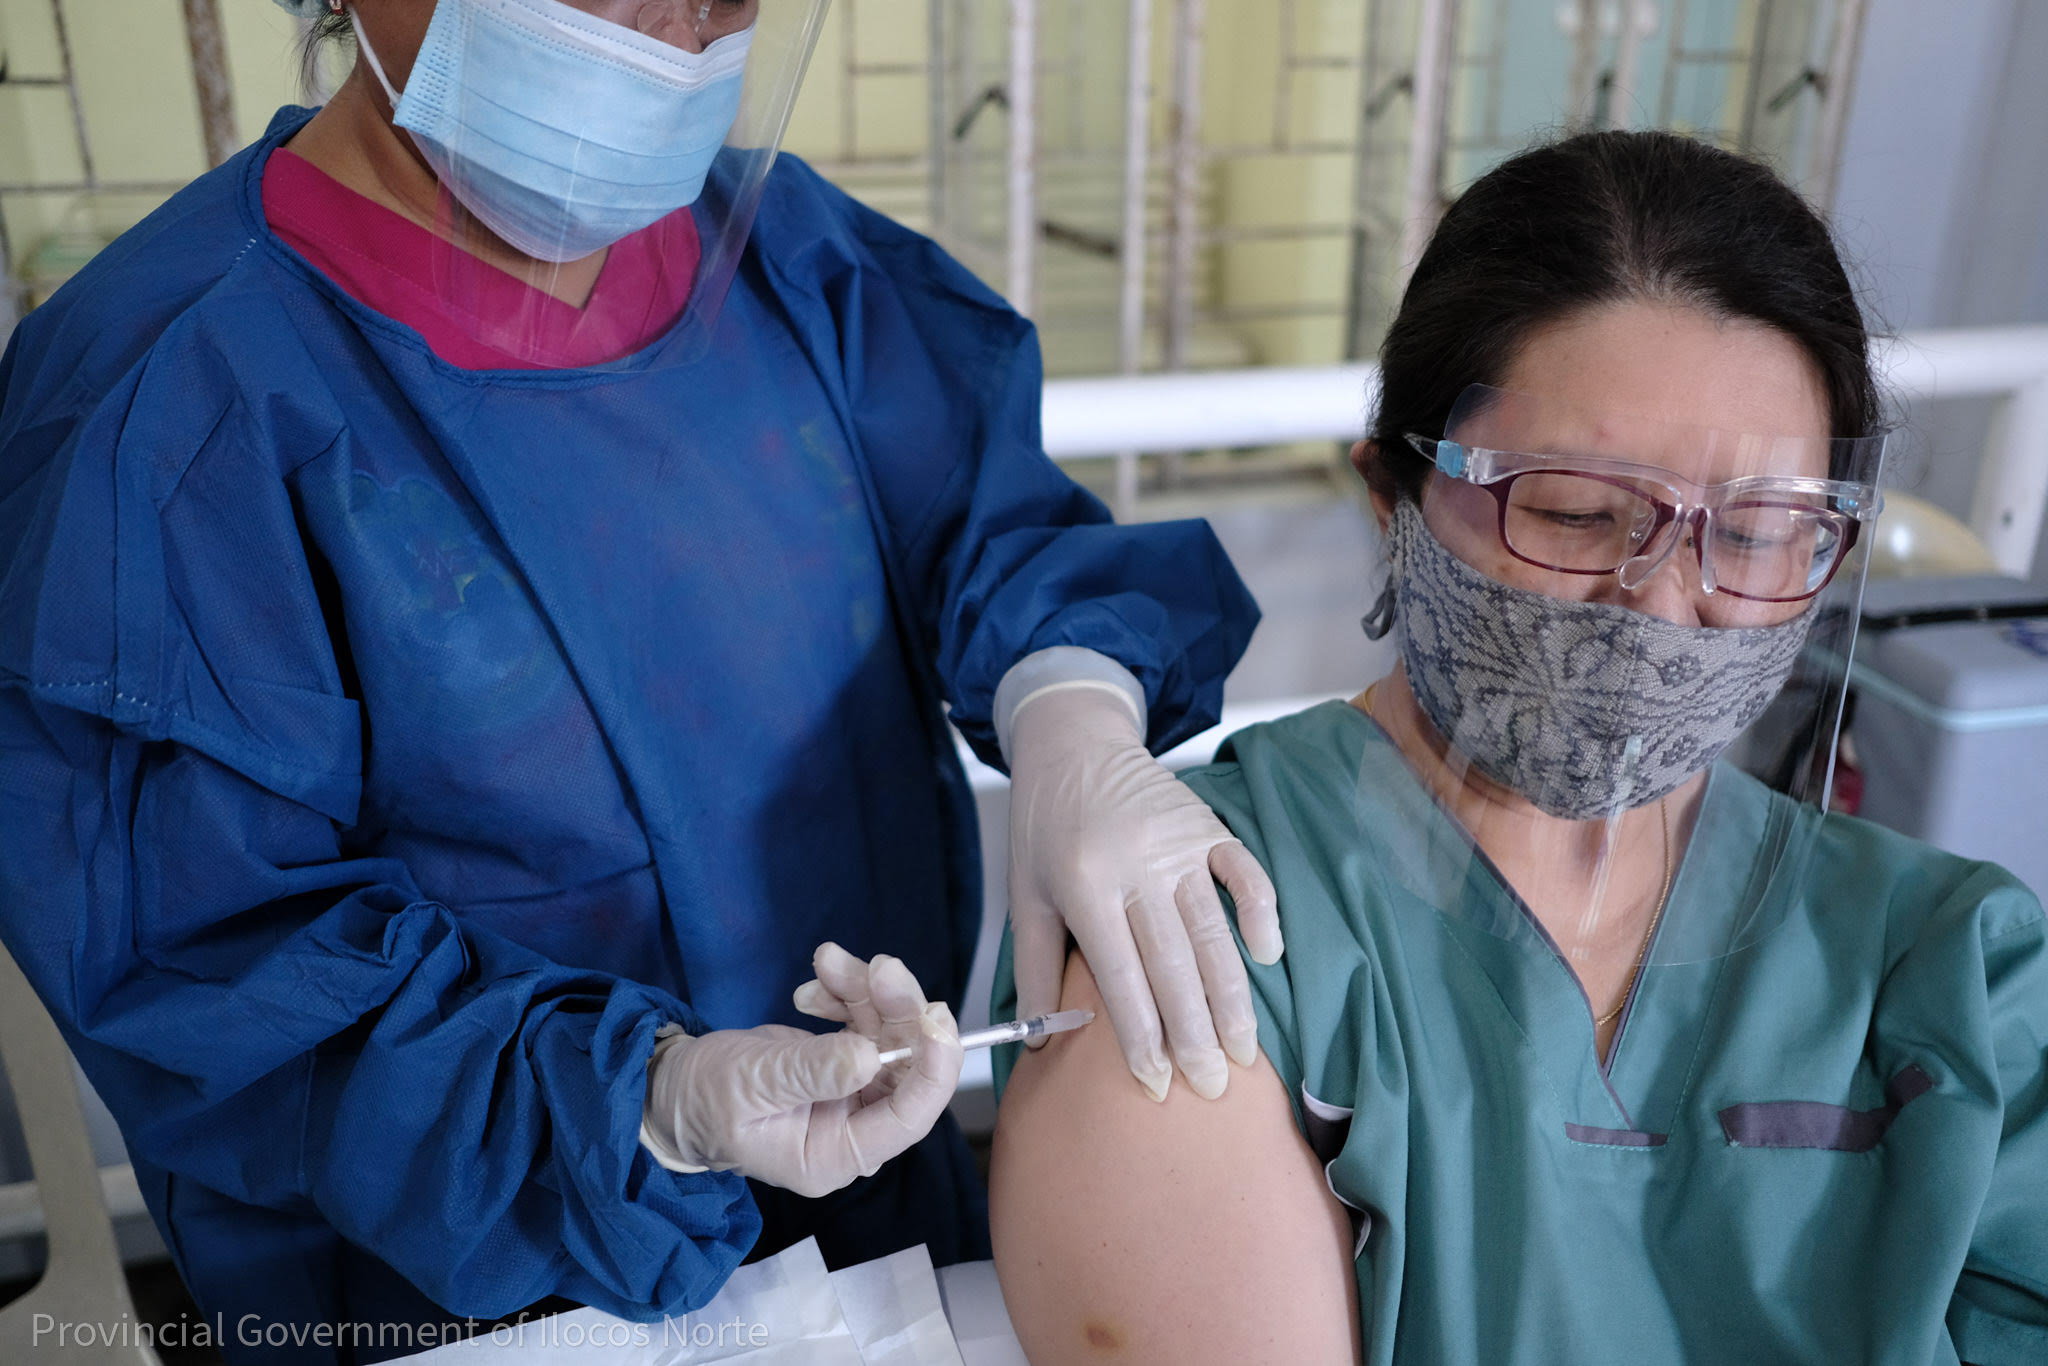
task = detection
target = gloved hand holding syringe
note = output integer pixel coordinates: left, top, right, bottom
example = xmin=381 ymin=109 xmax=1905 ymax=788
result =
xmin=641 ymin=943 xmax=1095 ymax=1200
xmin=873 ymin=1009 xmax=1094 ymax=1065
xmin=791 ymin=948 xmax=1094 ymax=1063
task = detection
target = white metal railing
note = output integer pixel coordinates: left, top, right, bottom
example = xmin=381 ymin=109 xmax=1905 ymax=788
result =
xmin=1043 ymin=325 xmax=2048 ymax=580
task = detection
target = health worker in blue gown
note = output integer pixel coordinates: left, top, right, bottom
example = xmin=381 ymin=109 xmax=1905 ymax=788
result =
xmin=0 ymin=0 xmax=1284 ymax=1358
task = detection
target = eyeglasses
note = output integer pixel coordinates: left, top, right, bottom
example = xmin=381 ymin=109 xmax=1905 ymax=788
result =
xmin=1404 ymin=434 xmax=1883 ymax=604
xmin=685 ymin=0 xmax=758 ymax=41
xmin=567 ymin=0 xmax=759 ymax=45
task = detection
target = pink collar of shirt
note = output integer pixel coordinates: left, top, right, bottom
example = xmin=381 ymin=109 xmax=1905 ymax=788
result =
xmin=261 ymin=146 xmax=700 ymax=371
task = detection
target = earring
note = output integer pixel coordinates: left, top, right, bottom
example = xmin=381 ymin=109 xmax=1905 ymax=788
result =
xmin=328 ymin=0 xmax=345 ymax=14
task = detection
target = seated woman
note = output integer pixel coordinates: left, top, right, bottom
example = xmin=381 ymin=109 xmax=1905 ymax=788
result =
xmin=988 ymin=130 xmax=2048 ymax=1365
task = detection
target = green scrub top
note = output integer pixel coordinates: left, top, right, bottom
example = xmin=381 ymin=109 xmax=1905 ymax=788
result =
xmin=991 ymin=701 xmax=2048 ymax=1364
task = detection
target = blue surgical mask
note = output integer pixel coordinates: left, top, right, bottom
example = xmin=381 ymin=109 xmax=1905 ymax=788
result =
xmin=351 ymin=0 xmax=752 ymax=264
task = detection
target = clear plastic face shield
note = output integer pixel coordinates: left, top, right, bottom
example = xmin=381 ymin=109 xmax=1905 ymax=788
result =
xmin=344 ymin=0 xmax=828 ymax=367
xmin=1362 ymin=384 xmax=1886 ymax=972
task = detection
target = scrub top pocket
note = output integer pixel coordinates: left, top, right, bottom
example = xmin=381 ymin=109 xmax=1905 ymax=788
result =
xmin=1718 ymin=1064 xmax=1935 ymax=1152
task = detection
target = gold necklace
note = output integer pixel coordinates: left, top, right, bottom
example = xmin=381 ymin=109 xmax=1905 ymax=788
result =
xmin=1365 ymin=677 xmax=1673 ymax=1028
xmin=1595 ymin=797 xmax=1674 ymax=1027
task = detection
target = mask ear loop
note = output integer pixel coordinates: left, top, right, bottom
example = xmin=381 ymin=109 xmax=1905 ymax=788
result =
xmin=346 ymin=6 xmax=404 ymax=109
xmin=1361 ymin=582 xmax=1396 ymax=640
xmin=1361 ymin=500 xmax=1411 ymax=641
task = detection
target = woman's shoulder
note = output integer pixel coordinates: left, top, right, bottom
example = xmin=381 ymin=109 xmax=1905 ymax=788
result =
xmin=0 ymin=115 xmax=359 ymax=796
xmin=1177 ymin=699 xmax=1409 ymax=1005
xmin=1703 ymin=756 xmax=2048 ymax=996
xmin=1814 ymin=800 xmax=2045 ymax=957
xmin=1181 ymin=699 xmax=1401 ymax=849
xmin=1666 ymin=763 xmax=2043 ymax=975
xmin=745 ymin=153 xmax=1027 ymax=335
xmin=5 ymin=111 xmax=323 ymax=424
xmin=3 ymin=201 xmax=341 ymax=565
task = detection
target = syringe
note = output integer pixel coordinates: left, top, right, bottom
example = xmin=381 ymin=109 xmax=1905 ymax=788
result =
xmin=875 ymin=1009 xmax=1095 ymax=1065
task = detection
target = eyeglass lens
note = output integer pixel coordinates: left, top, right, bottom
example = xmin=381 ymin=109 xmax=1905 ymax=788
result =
xmin=688 ymin=0 xmax=756 ymax=40
xmin=1501 ymin=472 xmax=1846 ymax=601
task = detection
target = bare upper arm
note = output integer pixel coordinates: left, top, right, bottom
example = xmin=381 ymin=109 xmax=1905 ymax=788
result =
xmin=990 ymin=952 xmax=1363 ymax=1365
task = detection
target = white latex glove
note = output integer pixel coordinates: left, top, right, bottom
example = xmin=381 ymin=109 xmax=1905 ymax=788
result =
xmin=998 ymin=648 xmax=1283 ymax=1102
xmin=640 ymin=945 xmax=962 ymax=1199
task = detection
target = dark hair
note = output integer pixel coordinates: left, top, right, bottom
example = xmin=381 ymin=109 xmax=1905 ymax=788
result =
xmin=297 ymin=10 xmax=354 ymax=102
xmin=1364 ymin=130 xmax=1881 ymax=504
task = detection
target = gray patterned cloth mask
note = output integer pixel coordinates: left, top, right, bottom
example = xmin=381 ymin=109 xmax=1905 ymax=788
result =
xmin=1364 ymin=499 xmax=1813 ymax=821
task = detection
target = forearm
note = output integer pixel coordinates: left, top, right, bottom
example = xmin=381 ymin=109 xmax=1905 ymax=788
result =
xmin=0 ymin=693 xmax=759 ymax=1318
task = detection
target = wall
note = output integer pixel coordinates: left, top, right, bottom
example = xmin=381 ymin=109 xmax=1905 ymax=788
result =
xmin=16 ymin=3 xmax=2019 ymax=378
xmin=0 ymin=0 xmax=306 ymax=298
xmin=1831 ymin=0 xmax=2048 ymax=578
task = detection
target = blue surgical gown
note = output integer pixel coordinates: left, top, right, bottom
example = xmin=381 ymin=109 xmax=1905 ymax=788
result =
xmin=0 ymin=107 xmax=1257 ymax=1359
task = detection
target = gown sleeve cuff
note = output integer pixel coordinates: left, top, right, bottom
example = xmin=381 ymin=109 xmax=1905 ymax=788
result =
xmin=992 ymin=646 xmax=1148 ymax=767
xmin=639 ymin=1023 xmax=715 ymax=1174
